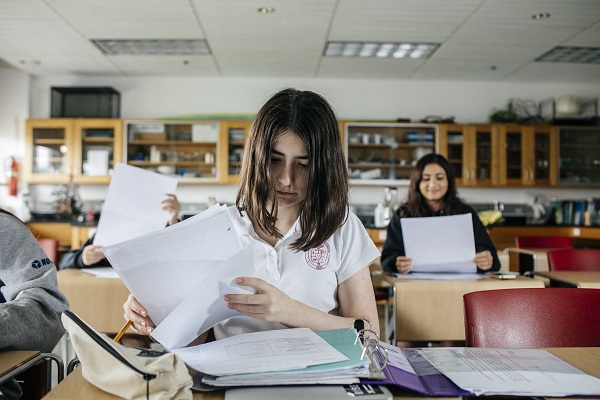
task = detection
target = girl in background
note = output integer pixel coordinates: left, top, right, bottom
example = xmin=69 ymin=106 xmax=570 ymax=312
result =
xmin=381 ymin=153 xmax=500 ymax=274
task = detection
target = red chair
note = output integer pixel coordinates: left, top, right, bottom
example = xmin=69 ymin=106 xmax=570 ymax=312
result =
xmin=463 ymin=288 xmax=600 ymax=348
xmin=515 ymin=236 xmax=573 ymax=249
xmin=37 ymin=238 xmax=59 ymax=265
xmin=547 ymin=248 xmax=600 ymax=271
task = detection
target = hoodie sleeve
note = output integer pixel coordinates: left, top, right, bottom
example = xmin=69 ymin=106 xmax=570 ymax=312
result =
xmin=0 ymin=215 xmax=69 ymax=352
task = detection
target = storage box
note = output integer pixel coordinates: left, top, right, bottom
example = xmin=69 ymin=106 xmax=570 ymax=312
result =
xmin=51 ymin=87 xmax=120 ymax=118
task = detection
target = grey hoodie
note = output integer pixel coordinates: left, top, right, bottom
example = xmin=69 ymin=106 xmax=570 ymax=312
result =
xmin=0 ymin=211 xmax=69 ymax=352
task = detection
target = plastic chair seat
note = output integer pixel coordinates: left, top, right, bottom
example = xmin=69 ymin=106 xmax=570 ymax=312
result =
xmin=547 ymin=248 xmax=600 ymax=271
xmin=463 ymin=288 xmax=600 ymax=348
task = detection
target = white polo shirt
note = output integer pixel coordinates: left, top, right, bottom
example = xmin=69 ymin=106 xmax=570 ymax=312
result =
xmin=213 ymin=206 xmax=380 ymax=339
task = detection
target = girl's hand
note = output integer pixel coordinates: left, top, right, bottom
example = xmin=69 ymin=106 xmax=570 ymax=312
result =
xmin=123 ymin=294 xmax=155 ymax=335
xmin=395 ymin=256 xmax=412 ymax=274
xmin=82 ymin=245 xmax=105 ymax=266
xmin=224 ymin=277 xmax=296 ymax=324
xmin=474 ymin=250 xmax=494 ymax=271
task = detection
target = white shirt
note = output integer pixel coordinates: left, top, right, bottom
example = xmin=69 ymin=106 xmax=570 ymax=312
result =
xmin=214 ymin=206 xmax=380 ymax=339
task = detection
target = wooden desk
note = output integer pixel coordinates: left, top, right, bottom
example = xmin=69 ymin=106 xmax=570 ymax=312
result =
xmin=534 ymin=271 xmax=600 ymax=288
xmin=0 ymin=351 xmax=43 ymax=385
xmin=57 ymin=269 xmax=131 ymax=332
xmin=43 ymin=347 xmax=600 ymax=400
xmin=375 ymin=275 xmax=545 ymax=343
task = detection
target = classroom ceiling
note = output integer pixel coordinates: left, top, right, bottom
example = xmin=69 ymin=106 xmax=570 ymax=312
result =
xmin=0 ymin=0 xmax=599 ymax=82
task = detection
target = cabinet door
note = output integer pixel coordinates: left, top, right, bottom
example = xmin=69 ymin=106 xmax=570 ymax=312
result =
xmin=219 ymin=120 xmax=253 ymax=184
xmin=346 ymin=122 xmax=437 ymax=184
xmin=558 ymin=126 xmax=600 ymax=186
xmin=498 ymin=125 xmax=526 ymax=186
xmin=72 ymin=119 xmax=123 ymax=184
xmin=125 ymin=120 xmax=219 ymax=183
xmin=25 ymin=119 xmax=74 ymax=183
xmin=468 ymin=125 xmax=498 ymax=187
xmin=522 ymin=125 xmax=557 ymax=187
xmin=438 ymin=124 xmax=468 ymax=186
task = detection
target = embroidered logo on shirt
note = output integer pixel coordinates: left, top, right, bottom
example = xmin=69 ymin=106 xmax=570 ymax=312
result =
xmin=305 ymin=242 xmax=330 ymax=270
xmin=31 ymin=258 xmax=51 ymax=269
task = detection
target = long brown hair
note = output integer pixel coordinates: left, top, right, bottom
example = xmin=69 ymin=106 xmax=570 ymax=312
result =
xmin=401 ymin=153 xmax=465 ymax=217
xmin=236 ymin=88 xmax=348 ymax=251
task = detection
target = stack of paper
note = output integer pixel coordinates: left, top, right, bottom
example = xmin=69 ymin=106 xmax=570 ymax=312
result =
xmin=102 ymin=204 xmax=266 ymax=349
xmin=171 ymin=328 xmax=371 ymax=387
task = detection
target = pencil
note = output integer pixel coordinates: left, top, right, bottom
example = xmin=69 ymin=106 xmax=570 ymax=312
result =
xmin=114 ymin=320 xmax=133 ymax=342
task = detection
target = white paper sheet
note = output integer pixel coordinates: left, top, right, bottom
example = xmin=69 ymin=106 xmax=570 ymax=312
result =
xmin=93 ymin=163 xmax=178 ymax=246
xmin=151 ymin=245 xmax=267 ymax=349
xmin=79 ymin=267 xmax=120 ymax=279
xmin=419 ymin=347 xmax=600 ymax=397
xmin=172 ymin=328 xmax=349 ymax=376
xmin=102 ymin=205 xmax=242 ymax=325
xmin=400 ymin=214 xmax=476 ymax=273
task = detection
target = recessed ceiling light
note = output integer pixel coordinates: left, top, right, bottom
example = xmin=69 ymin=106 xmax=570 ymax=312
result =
xmin=257 ymin=6 xmax=275 ymax=14
xmin=531 ymin=12 xmax=551 ymax=20
xmin=324 ymin=41 xmax=440 ymax=59
xmin=536 ymin=46 xmax=600 ymax=64
xmin=92 ymin=39 xmax=211 ymax=55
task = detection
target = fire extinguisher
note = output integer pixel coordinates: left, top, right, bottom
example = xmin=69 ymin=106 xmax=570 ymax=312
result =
xmin=6 ymin=156 xmax=19 ymax=196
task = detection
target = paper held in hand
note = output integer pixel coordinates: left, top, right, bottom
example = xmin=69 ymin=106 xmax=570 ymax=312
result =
xmin=400 ymin=214 xmax=477 ymax=273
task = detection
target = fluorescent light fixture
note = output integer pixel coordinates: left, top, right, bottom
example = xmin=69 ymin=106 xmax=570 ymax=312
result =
xmin=536 ymin=46 xmax=600 ymax=64
xmin=324 ymin=41 xmax=439 ymax=59
xmin=92 ymin=39 xmax=211 ymax=55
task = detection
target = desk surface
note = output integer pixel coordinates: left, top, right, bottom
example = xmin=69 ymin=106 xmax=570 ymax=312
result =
xmin=0 ymin=351 xmax=42 ymax=384
xmin=391 ymin=275 xmax=545 ymax=342
xmin=57 ymin=269 xmax=131 ymax=332
xmin=535 ymin=271 xmax=600 ymax=288
xmin=43 ymin=347 xmax=600 ymax=400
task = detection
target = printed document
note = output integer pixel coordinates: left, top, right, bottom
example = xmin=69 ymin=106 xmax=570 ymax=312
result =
xmin=401 ymin=214 xmax=476 ymax=273
xmin=94 ymin=163 xmax=178 ymax=246
xmin=172 ymin=328 xmax=350 ymax=376
xmin=419 ymin=347 xmax=600 ymax=396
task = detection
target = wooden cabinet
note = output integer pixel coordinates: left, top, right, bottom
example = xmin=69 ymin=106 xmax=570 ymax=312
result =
xmin=125 ymin=120 xmax=220 ymax=183
xmin=439 ymin=123 xmax=557 ymax=187
xmin=26 ymin=118 xmax=123 ymax=184
xmin=497 ymin=124 xmax=557 ymax=187
xmin=438 ymin=124 xmax=499 ymax=186
xmin=125 ymin=119 xmax=253 ymax=184
xmin=345 ymin=122 xmax=438 ymax=185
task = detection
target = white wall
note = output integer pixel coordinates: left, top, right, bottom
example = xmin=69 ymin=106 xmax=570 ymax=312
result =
xmin=0 ymin=61 xmax=30 ymax=209
xmin=2 ymin=72 xmax=599 ymax=209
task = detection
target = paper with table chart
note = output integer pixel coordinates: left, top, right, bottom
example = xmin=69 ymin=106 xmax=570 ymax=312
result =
xmin=400 ymin=213 xmax=477 ymax=273
xmin=173 ymin=328 xmax=371 ymax=387
xmin=418 ymin=347 xmax=600 ymax=397
xmin=93 ymin=163 xmax=178 ymax=247
xmin=102 ymin=204 xmax=243 ymax=333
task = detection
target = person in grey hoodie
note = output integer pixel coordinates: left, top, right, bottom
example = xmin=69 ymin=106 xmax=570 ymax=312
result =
xmin=0 ymin=208 xmax=69 ymax=400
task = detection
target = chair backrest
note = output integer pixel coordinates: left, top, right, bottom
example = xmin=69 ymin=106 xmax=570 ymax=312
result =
xmin=515 ymin=236 xmax=573 ymax=249
xmin=547 ymin=248 xmax=600 ymax=271
xmin=463 ymin=288 xmax=600 ymax=348
xmin=37 ymin=238 xmax=59 ymax=265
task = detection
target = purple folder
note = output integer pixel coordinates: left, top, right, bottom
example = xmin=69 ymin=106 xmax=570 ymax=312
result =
xmin=363 ymin=348 xmax=472 ymax=396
